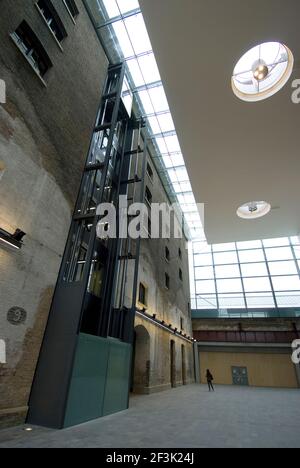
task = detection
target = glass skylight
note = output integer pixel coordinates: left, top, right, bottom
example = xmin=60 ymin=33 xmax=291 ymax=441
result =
xmin=191 ymin=236 xmax=300 ymax=313
xmin=232 ymin=42 xmax=294 ymax=102
xmin=86 ymin=0 xmax=204 ymax=240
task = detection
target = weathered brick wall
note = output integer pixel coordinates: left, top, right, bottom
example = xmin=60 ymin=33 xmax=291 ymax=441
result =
xmin=0 ymin=0 xmax=108 ymax=427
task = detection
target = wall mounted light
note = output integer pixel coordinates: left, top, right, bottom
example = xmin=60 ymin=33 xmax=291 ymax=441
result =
xmin=0 ymin=227 xmax=26 ymax=250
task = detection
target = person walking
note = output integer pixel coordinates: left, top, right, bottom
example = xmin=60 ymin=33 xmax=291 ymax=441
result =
xmin=206 ymin=369 xmax=214 ymax=392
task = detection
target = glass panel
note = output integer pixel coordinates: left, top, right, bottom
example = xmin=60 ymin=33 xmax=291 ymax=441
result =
xmin=194 ymin=253 xmax=213 ymax=266
xmin=164 ymin=135 xmax=181 ymax=153
xmin=293 ymin=246 xmax=300 ymax=259
xmin=117 ymin=0 xmax=140 ymax=15
xmin=102 ymin=0 xmax=120 ymax=18
xmin=147 ymin=115 xmax=161 ymax=134
xmin=213 ymin=251 xmax=238 ymax=265
xmin=156 ymin=113 xmax=175 ymax=133
xmin=272 ymin=276 xmax=300 ymax=291
xmin=238 ymin=249 xmax=264 ymax=263
xmin=112 ymin=21 xmax=134 ymax=58
xmin=246 ymin=293 xmax=275 ymax=308
xmin=63 ymin=221 xmax=92 ymax=283
xmin=236 ymin=240 xmax=262 ymax=250
xmin=195 ymin=266 xmax=214 ymax=280
xmin=123 ymin=15 xmax=152 ymax=56
xmin=243 ymin=277 xmax=272 ymax=292
xmin=215 ymin=265 xmax=240 ymax=279
xmin=291 ymin=236 xmax=300 ymax=245
xmin=138 ymin=89 xmax=154 ymax=114
xmin=218 ymin=294 xmax=246 ymax=309
xmin=195 ymin=295 xmax=217 ymax=310
xmin=212 ymin=243 xmax=236 ymax=252
xmin=276 ymin=292 xmax=300 ymax=307
xmin=268 ymin=261 xmax=297 ymax=276
xmin=196 ymin=280 xmax=216 ymax=294
xmin=137 ymin=53 xmax=161 ymax=84
xmin=193 ymin=242 xmax=211 ymax=254
xmin=147 ymin=86 xmax=169 ymax=113
xmin=240 ymin=263 xmax=268 ymax=277
xmin=217 ymin=278 xmax=243 ymax=293
xmin=127 ymin=57 xmax=144 ymax=87
xmin=265 ymin=247 xmax=293 ymax=261
xmin=263 ymin=238 xmax=290 ymax=247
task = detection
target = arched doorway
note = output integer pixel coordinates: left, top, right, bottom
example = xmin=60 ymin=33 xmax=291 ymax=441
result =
xmin=170 ymin=340 xmax=176 ymax=388
xmin=131 ymin=325 xmax=150 ymax=394
xmin=181 ymin=345 xmax=187 ymax=385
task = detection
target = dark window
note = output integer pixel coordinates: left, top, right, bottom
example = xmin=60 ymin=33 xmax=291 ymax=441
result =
xmin=145 ymin=186 xmax=152 ymax=205
xmin=147 ymin=216 xmax=151 ymax=238
xmin=139 ymin=283 xmax=147 ymax=306
xmin=147 ymin=162 xmax=153 ymax=181
xmin=180 ymin=317 xmax=184 ymax=330
xmin=165 ymin=246 xmax=170 ymax=262
xmin=165 ymin=273 xmax=170 ymax=290
xmin=179 ymin=248 xmax=182 ymax=259
xmin=179 ymin=268 xmax=183 ymax=281
xmin=63 ymin=0 xmax=79 ymax=19
xmin=12 ymin=21 xmax=53 ymax=77
xmin=37 ymin=0 xmax=68 ymax=42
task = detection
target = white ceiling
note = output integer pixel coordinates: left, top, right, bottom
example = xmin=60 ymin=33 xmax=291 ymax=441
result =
xmin=140 ymin=0 xmax=300 ymax=243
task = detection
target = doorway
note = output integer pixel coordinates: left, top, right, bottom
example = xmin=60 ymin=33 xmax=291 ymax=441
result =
xmin=131 ymin=325 xmax=150 ymax=394
xmin=181 ymin=345 xmax=187 ymax=385
xmin=170 ymin=340 xmax=176 ymax=388
xmin=232 ymin=367 xmax=249 ymax=386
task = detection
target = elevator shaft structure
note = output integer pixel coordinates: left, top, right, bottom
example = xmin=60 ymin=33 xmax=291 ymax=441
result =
xmin=28 ymin=63 xmax=147 ymax=428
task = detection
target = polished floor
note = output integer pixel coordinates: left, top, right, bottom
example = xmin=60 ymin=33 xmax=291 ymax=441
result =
xmin=0 ymin=384 xmax=299 ymax=448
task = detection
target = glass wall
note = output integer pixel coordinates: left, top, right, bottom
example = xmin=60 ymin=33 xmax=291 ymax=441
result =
xmin=191 ymin=236 xmax=300 ymax=315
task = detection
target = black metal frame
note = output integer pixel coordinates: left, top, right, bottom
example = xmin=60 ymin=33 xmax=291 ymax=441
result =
xmin=27 ymin=63 xmax=146 ymax=428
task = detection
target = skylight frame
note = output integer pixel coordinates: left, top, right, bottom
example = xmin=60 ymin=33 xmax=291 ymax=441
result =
xmin=85 ymin=0 xmax=203 ymax=240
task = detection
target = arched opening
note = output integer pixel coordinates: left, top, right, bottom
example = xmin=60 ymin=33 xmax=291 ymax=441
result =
xmin=170 ymin=340 xmax=176 ymax=388
xmin=181 ymin=344 xmax=187 ymax=385
xmin=131 ymin=325 xmax=150 ymax=394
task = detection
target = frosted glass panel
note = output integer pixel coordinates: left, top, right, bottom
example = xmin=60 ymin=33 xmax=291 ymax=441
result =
xmin=272 ymin=276 xmax=300 ymax=291
xmin=217 ymin=279 xmax=243 ymax=293
xmin=238 ymin=250 xmax=264 ymax=263
xmin=268 ymin=261 xmax=297 ymax=276
xmin=265 ymin=247 xmax=293 ymax=261
xmin=196 ymin=280 xmax=216 ymax=294
xmin=243 ymin=277 xmax=272 ymax=292
xmin=215 ymin=265 xmax=240 ymax=279
xmin=241 ymin=263 xmax=268 ymax=277
xmin=214 ymin=251 xmax=238 ymax=265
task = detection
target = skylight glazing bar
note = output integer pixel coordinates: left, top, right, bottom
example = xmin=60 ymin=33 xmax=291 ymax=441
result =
xmin=84 ymin=0 xmax=203 ymax=240
xmin=96 ymin=8 xmax=142 ymax=29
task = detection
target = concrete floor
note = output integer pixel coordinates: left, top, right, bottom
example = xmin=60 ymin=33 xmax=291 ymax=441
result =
xmin=0 ymin=384 xmax=299 ymax=448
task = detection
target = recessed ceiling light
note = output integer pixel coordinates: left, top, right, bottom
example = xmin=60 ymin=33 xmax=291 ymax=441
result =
xmin=232 ymin=42 xmax=294 ymax=102
xmin=237 ymin=201 xmax=271 ymax=219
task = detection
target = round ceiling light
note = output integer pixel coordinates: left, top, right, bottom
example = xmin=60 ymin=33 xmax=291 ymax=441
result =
xmin=232 ymin=42 xmax=294 ymax=102
xmin=237 ymin=201 xmax=271 ymax=220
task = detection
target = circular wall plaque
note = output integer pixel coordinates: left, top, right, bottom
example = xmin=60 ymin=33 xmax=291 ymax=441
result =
xmin=7 ymin=307 xmax=27 ymax=325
